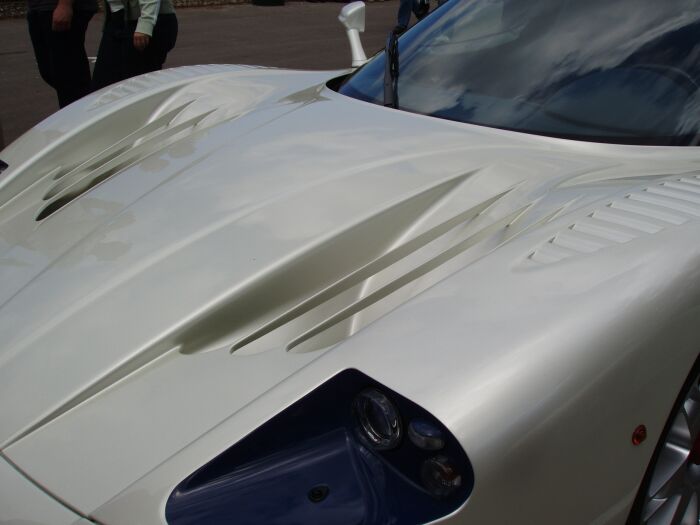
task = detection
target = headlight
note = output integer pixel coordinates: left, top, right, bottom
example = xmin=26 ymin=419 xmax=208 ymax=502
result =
xmin=421 ymin=455 xmax=463 ymax=499
xmin=353 ymin=388 xmax=402 ymax=450
xmin=166 ymin=369 xmax=474 ymax=525
xmin=408 ymin=418 xmax=446 ymax=451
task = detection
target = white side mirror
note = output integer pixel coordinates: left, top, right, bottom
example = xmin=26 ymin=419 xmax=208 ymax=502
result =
xmin=338 ymin=1 xmax=368 ymax=68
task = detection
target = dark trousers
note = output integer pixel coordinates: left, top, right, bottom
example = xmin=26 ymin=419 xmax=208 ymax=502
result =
xmin=91 ymin=9 xmax=178 ymax=92
xmin=27 ymin=9 xmax=94 ymax=108
xmin=397 ymin=0 xmax=422 ymax=29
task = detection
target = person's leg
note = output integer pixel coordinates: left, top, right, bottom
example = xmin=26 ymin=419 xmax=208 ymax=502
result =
xmin=396 ymin=0 xmax=412 ymax=31
xmin=413 ymin=0 xmax=429 ymax=20
xmin=127 ymin=13 xmax=177 ymax=77
xmin=27 ymin=11 xmax=55 ymax=89
xmin=92 ymin=9 xmax=129 ymax=91
xmin=148 ymin=13 xmax=177 ymax=71
xmin=48 ymin=10 xmax=94 ymax=107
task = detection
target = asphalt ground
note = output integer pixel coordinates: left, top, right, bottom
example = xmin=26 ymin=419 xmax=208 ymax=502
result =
xmin=0 ymin=1 xmax=399 ymax=147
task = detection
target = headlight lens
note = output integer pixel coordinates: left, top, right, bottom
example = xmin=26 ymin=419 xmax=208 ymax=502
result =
xmin=421 ymin=455 xmax=463 ymax=499
xmin=408 ymin=418 xmax=445 ymax=451
xmin=353 ymin=388 xmax=402 ymax=450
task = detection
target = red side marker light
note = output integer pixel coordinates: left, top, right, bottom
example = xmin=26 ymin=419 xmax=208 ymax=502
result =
xmin=632 ymin=425 xmax=647 ymax=446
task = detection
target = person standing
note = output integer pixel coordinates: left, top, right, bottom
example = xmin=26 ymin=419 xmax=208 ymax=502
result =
xmin=394 ymin=0 xmax=429 ymax=34
xmin=26 ymin=0 xmax=97 ymax=108
xmin=395 ymin=0 xmax=448 ymax=34
xmin=91 ymin=0 xmax=177 ymax=91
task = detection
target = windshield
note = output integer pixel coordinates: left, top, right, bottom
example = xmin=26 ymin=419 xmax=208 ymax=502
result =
xmin=338 ymin=0 xmax=700 ymax=146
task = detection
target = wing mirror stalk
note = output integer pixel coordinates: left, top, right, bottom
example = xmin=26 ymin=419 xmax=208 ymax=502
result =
xmin=339 ymin=1 xmax=368 ymax=68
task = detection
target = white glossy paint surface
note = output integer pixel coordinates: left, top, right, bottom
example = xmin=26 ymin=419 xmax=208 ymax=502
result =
xmin=0 ymin=455 xmax=85 ymax=524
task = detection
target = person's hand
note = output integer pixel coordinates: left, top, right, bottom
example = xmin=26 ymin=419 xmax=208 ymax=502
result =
xmin=51 ymin=3 xmax=72 ymax=31
xmin=133 ymin=32 xmax=151 ymax=51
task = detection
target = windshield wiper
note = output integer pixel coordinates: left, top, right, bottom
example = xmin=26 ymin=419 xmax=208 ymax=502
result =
xmin=384 ymin=30 xmax=399 ymax=109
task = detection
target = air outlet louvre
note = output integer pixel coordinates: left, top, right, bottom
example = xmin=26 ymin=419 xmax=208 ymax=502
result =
xmin=610 ymin=199 xmax=686 ymax=225
xmin=589 ymin=208 xmax=662 ymax=234
xmin=528 ymin=174 xmax=700 ymax=265
xmin=35 ymin=102 xmax=215 ymax=221
xmin=627 ymin=191 xmax=700 ymax=217
xmin=678 ymin=176 xmax=700 ymax=187
xmin=570 ymin=218 xmax=637 ymax=243
xmin=89 ymin=65 xmax=241 ymax=109
xmin=661 ymin=181 xmax=700 ymax=194
xmin=550 ymin=229 xmax=608 ymax=253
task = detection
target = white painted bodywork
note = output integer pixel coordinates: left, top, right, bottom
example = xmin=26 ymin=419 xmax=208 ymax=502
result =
xmin=1 ymin=64 xmax=700 ymax=524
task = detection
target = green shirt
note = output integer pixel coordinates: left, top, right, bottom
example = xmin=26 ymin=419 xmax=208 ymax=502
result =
xmin=123 ymin=0 xmax=175 ymax=36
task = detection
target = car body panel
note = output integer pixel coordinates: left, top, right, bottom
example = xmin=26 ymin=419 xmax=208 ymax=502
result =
xmin=2 ymin=66 xmax=700 ymax=523
xmin=0 ymin=454 xmax=89 ymax=525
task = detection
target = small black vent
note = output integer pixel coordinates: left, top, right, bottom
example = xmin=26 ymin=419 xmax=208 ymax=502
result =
xmin=0 ymin=160 xmax=8 ymax=175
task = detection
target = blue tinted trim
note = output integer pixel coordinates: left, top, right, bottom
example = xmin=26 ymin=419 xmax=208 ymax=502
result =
xmin=166 ymin=369 xmax=474 ymax=525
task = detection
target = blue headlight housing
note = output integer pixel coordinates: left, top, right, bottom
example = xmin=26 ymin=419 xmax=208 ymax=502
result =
xmin=165 ymin=369 xmax=474 ymax=525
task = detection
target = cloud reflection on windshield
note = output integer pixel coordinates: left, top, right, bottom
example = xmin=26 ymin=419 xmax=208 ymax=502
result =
xmin=343 ymin=0 xmax=700 ymax=145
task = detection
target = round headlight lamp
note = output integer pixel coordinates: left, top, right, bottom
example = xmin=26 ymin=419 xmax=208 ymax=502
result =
xmin=353 ymin=388 xmax=402 ymax=450
xmin=408 ymin=419 xmax=445 ymax=451
xmin=421 ymin=455 xmax=462 ymax=499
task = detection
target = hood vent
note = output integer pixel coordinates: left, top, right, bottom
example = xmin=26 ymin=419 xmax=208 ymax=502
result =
xmin=528 ymin=174 xmax=700 ymax=264
xmin=88 ymin=64 xmax=244 ymax=109
xmin=225 ymin=186 xmax=525 ymax=355
xmin=35 ymin=102 xmax=214 ymax=221
xmin=284 ymin=205 xmax=524 ymax=353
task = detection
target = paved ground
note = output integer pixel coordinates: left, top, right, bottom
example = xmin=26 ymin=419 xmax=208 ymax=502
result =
xmin=0 ymin=1 xmax=399 ymax=147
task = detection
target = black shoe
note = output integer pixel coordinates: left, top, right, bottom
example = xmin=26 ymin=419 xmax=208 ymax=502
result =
xmin=393 ymin=25 xmax=407 ymax=35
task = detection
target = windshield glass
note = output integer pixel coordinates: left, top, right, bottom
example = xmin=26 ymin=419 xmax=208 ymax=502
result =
xmin=338 ymin=0 xmax=700 ymax=146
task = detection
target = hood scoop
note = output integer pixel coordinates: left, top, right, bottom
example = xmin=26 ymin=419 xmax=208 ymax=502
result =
xmin=234 ymin=192 xmax=523 ymax=354
xmin=35 ymin=101 xmax=214 ymax=221
xmin=170 ymin=174 xmax=526 ymax=357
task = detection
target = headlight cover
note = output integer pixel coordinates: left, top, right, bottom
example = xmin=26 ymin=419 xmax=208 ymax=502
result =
xmin=165 ymin=369 xmax=474 ymax=525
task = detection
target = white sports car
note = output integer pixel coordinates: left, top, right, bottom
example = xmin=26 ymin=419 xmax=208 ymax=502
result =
xmin=2 ymin=0 xmax=700 ymax=523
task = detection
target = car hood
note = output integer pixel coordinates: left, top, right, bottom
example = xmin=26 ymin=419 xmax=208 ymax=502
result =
xmin=2 ymin=66 xmax=700 ymax=516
